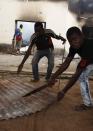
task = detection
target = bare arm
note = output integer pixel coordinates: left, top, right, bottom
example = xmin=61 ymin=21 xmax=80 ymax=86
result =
xmin=47 ymin=29 xmax=66 ymax=43
xmin=55 ymin=35 xmax=66 ymax=43
xmin=17 ymin=42 xmax=34 ymax=74
xmin=63 ymin=67 xmax=83 ymax=93
xmin=57 ymin=66 xmax=83 ymax=101
xmin=51 ymin=56 xmax=73 ymax=79
xmin=21 ymin=44 xmax=32 ymax=65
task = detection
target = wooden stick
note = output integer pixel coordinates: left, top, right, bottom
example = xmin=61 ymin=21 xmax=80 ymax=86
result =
xmin=23 ymin=83 xmax=49 ymax=97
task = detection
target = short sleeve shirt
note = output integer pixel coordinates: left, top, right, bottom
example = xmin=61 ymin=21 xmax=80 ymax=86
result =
xmin=68 ymin=39 xmax=93 ymax=69
xmin=30 ymin=29 xmax=58 ymax=50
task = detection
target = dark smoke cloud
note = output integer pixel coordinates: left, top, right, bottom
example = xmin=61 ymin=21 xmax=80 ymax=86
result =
xmin=68 ymin=0 xmax=93 ymax=14
xmin=17 ymin=0 xmax=66 ymax=1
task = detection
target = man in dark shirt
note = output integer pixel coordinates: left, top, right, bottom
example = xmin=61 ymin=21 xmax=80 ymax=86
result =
xmin=49 ymin=26 xmax=93 ymax=110
xmin=17 ymin=22 xmax=66 ymax=82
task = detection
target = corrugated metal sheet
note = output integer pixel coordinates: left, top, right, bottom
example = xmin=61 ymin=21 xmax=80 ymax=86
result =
xmin=0 ymin=73 xmax=57 ymax=120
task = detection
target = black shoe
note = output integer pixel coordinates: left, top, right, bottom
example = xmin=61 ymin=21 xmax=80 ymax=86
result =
xmin=74 ymin=104 xmax=93 ymax=111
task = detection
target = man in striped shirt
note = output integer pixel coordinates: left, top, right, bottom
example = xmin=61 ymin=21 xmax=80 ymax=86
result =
xmin=17 ymin=22 xmax=66 ymax=82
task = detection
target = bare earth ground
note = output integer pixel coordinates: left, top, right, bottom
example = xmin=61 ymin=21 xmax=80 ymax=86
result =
xmin=0 ymin=53 xmax=93 ymax=131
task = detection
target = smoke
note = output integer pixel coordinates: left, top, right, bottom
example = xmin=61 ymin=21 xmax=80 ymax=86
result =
xmin=68 ymin=0 xmax=93 ymax=15
xmin=15 ymin=0 xmax=66 ymax=1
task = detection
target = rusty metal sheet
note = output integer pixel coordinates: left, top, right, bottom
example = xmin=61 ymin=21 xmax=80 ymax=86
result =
xmin=0 ymin=74 xmax=57 ymax=120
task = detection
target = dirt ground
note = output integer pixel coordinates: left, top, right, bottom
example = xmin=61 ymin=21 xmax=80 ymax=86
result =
xmin=0 ymin=53 xmax=93 ymax=131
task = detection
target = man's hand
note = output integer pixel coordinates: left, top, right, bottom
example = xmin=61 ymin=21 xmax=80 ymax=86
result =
xmin=17 ymin=64 xmax=23 ymax=74
xmin=62 ymin=39 xmax=66 ymax=44
xmin=57 ymin=91 xmax=65 ymax=101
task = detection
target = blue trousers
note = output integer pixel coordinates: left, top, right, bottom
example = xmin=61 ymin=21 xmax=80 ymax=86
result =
xmin=79 ymin=64 xmax=93 ymax=106
xmin=32 ymin=49 xmax=54 ymax=80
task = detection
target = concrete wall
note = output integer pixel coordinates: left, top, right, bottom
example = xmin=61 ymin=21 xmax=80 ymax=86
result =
xmin=0 ymin=1 xmax=80 ymax=52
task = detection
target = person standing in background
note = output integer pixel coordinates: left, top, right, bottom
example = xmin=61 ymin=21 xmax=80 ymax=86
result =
xmin=12 ymin=24 xmax=23 ymax=54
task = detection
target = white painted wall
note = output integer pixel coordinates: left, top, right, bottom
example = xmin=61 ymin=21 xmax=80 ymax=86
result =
xmin=0 ymin=1 xmax=80 ymax=52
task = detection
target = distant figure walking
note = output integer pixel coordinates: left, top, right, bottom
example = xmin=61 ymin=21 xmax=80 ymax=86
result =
xmin=13 ymin=24 xmax=23 ymax=54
